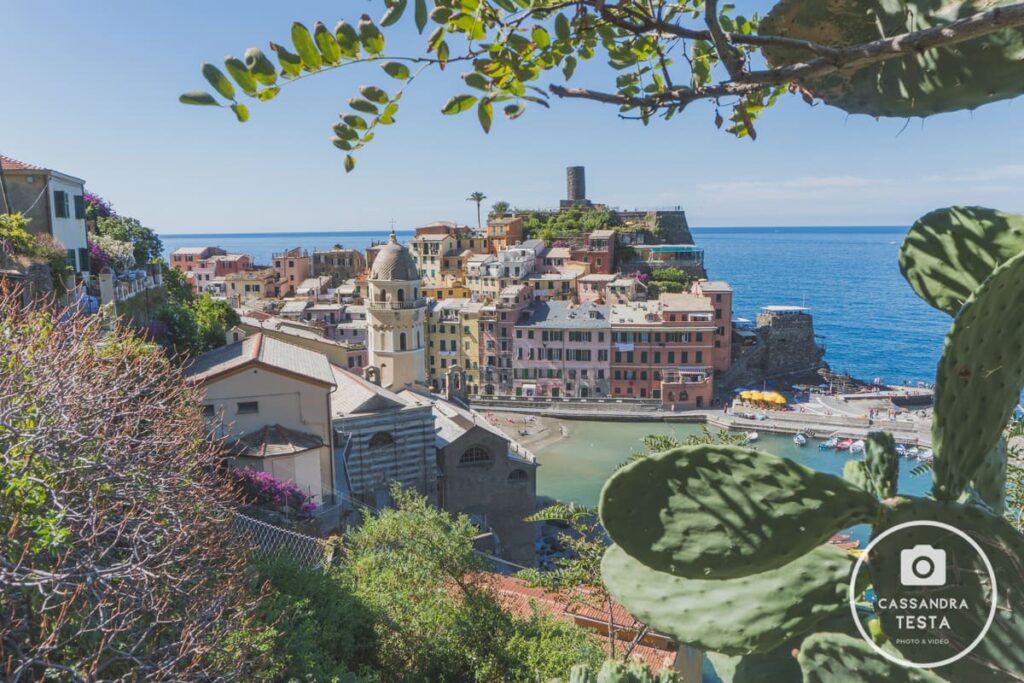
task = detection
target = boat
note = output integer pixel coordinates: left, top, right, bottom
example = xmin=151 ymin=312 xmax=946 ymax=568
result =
xmin=819 ymin=436 xmax=839 ymax=450
xmin=907 ymin=447 xmax=921 ymax=458
xmin=745 ymin=432 xmax=759 ymax=443
xmin=836 ymin=438 xmax=854 ymax=451
xmin=850 ymin=440 xmax=866 ymax=453
xmin=917 ymin=449 xmax=934 ymax=463
xmin=793 ymin=433 xmax=808 ymax=447
xmin=895 ymin=444 xmax=907 ymax=458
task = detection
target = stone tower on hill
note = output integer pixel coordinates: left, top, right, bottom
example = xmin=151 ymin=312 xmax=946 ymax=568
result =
xmin=366 ymin=230 xmax=427 ymax=391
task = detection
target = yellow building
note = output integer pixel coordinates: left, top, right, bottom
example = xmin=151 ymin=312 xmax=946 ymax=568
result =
xmin=224 ymin=267 xmax=277 ymax=306
xmin=423 ymin=279 xmax=472 ymax=301
xmin=426 ymin=298 xmax=482 ymax=393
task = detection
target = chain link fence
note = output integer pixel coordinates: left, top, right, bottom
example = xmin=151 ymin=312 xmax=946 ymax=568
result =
xmin=230 ymin=509 xmax=327 ymax=567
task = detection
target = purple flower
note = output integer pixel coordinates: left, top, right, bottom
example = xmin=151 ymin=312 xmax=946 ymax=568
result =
xmin=230 ymin=468 xmax=316 ymax=515
xmin=84 ymin=192 xmax=115 ymax=218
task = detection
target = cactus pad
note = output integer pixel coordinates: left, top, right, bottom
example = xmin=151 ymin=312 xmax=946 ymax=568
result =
xmin=864 ymin=432 xmax=899 ymax=499
xmin=842 ymin=460 xmax=872 ymax=492
xmin=967 ymin=439 xmax=1007 ymax=514
xmin=798 ymin=633 xmax=945 ymax=682
xmin=760 ymin=0 xmax=1024 ymax=117
xmin=932 ymin=250 xmax=1024 ymax=500
xmin=900 ymin=207 xmax=1024 ymax=316
xmin=599 ymin=445 xmax=879 ymax=579
xmin=870 ymin=497 xmax=1024 ymax=680
xmin=706 ymin=646 xmax=802 ymax=682
xmin=601 ymin=543 xmax=855 ymax=655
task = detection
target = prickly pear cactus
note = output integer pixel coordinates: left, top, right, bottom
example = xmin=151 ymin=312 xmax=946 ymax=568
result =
xmin=869 ymin=497 xmax=1024 ymax=681
xmin=798 ymin=633 xmax=945 ymax=682
xmin=900 ymin=207 xmax=1024 ymax=316
xmin=599 ymin=445 xmax=878 ymax=579
xmin=863 ymin=432 xmax=898 ymax=499
xmin=932 ymin=250 xmax=1024 ymax=500
xmin=967 ymin=439 xmax=1008 ymax=514
xmin=555 ymin=661 xmax=679 ymax=683
xmin=760 ymin=0 xmax=1024 ymax=118
xmin=601 ymin=543 xmax=858 ymax=655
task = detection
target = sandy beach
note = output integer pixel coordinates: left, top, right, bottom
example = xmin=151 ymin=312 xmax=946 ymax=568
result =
xmin=481 ymin=411 xmax=573 ymax=453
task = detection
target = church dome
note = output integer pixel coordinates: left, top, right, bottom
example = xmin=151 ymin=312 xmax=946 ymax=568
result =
xmin=370 ymin=230 xmax=419 ymax=281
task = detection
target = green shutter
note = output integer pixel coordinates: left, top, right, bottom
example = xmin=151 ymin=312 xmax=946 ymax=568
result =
xmin=73 ymin=195 xmax=85 ymax=219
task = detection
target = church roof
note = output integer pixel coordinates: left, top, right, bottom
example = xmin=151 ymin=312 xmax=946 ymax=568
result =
xmin=224 ymin=424 xmax=323 ymax=458
xmin=330 ymin=365 xmax=413 ymax=416
xmin=184 ymin=333 xmax=336 ymax=387
xmin=370 ymin=230 xmax=419 ymax=281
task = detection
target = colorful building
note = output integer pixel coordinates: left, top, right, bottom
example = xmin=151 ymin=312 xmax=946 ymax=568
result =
xmin=171 ymin=246 xmax=225 ymax=272
xmin=486 ymin=216 xmax=524 ymax=254
xmin=273 ymin=247 xmax=311 ymax=297
xmin=512 ymin=301 xmax=611 ymax=398
xmin=478 ymin=284 xmax=532 ymax=396
xmin=311 ymin=246 xmax=366 ymax=285
xmin=608 ymin=291 xmax=726 ymax=407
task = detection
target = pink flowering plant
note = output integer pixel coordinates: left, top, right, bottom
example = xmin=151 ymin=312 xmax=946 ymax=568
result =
xmin=230 ymin=468 xmax=318 ymax=515
xmin=83 ymin=192 xmax=115 ymax=220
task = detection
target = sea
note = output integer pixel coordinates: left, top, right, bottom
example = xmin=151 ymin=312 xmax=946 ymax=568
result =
xmin=161 ymin=225 xmax=950 ymax=385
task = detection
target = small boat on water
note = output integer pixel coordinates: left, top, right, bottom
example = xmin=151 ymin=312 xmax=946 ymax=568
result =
xmin=819 ymin=436 xmax=839 ymax=450
xmin=745 ymin=432 xmax=759 ymax=443
xmin=895 ymin=444 xmax=907 ymax=458
xmin=850 ymin=440 xmax=866 ymax=453
xmin=917 ymin=449 xmax=934 ymax=463
xmin=907 ymin=447 xmax=921 ymax=458
xmin=837 ymin=438 xmax=854 ymax=451
xmin=793 ymin=433 xmax=808 ymax=447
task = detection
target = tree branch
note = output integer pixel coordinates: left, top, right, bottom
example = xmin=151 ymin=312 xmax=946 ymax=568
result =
xmin=704 ymin=0 xmax=745 ymax=79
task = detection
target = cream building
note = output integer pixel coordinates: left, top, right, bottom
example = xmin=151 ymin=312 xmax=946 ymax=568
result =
xmin=365 ymin=231 xmax=427 ymax=391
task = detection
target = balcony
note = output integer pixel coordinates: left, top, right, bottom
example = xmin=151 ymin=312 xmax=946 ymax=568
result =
xmin=366 ymin=298 xmax=426 ymax=310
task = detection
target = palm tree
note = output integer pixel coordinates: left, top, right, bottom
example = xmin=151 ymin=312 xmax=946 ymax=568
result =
xmin=467 ymin=191 xmax=487 ymax=228
xmin=490 ymin=200 xmax=510 ymax=219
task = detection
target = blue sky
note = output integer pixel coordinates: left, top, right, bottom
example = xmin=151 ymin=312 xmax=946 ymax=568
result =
xmin=3 ymin=1 xmax=1023 ymax=233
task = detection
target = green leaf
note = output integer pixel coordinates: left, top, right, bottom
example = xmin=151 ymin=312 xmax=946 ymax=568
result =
xmin=554 ymin=13 xmax=570 ymax=41
xmin=381 ymin=61 xmax=411 ymax=80
xmin=562 ymin=55 xmax=577 ymax=80
xmin=415 ymin=0 xmax=428 ymax=33
xmin=602 ymin=544 xmax=855 ymax=655
xmin=201 ymin=63 xmax=235 ymax=100
xmin=599 ymin=445 xmax=879 ymax=579
xmin=291 ymin=22 xmax=322 ymax=70
xmin=256 ymin=86 xmax=280 ymax=101
xmin=348 ymin=98 xmax=380 ymax=114
xmin=314 ymin=21 xmax=342 ymax=64
xmin=344 ymin=155 xmax=356 ymax=173
xmin=442 ymin=94 xmax=478 ymax=114
xmin=359 ymin=85 xmax=389 ymax=104
xmin=270 ymin=42 xmax=302 ymax=78
xmin=503 ymin=103 xmax=525 ymax=119
xmin=333 ymin=123 xmax=359 ymax=140
xmin=932 ymin=250 xmax=1024 ymax=500
xmin=335 ymin=21 xmax=360 ymax=58
xmin=179 ymin=90 xmax=220 ymax=106
xmin=899 ymin=207 xmax=1024 ymax=317
xmin=381 ymin=0 xmax=407 ymax=27
xmin=342 ymin=114 xmax=368 ymax=130
xmin=332 ymin=137 xmax=353 ymax=151
xmin=244 ymin=48 xmax=277 ymax=86
xmin=477 ymin=98 xmax=493 ymax=133
xmin=230 ymin=103 xmax=249 ymax=122
xmin=531 ymin=26 xmax=550 ymax=49
xmin=463 ymin=72 xmax=489 ymax=90
xmin=359 ymin=16 xmax=385 ymax=54
xmin=224 ymin=57 xmax=256 ymax=96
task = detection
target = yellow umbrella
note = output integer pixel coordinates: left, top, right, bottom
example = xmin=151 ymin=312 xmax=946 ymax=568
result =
xmin=748 ymin=391 xmax=764 ymax=401
xmin=772 ymin=394 xmax=787 ymax=404
xmin=740 ymin=390 xmax=753 ymax=399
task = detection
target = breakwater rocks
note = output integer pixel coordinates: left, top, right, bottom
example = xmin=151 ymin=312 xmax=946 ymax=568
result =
xmin=719 ymin=307 xmax=827 ymax=392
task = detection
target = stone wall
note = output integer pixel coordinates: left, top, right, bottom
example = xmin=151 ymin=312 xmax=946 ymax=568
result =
xmin=717 ymin=312 xmax=827 ymax=392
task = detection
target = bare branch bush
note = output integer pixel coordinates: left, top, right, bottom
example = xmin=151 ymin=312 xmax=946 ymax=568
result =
xmin=0 ymin=291 xmax=264 ymax=681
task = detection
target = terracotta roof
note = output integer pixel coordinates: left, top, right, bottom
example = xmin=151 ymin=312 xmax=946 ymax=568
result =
xmin=0 ymin=155 xmax=46 ymax=172
xmin=225 ymin=424 xmax=323 ymax=458
xmin=478 ymin=574 xmax=677 ymax=674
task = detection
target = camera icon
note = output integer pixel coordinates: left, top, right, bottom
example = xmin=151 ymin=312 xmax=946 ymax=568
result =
xmin=900 ymin=545 xmax=947 ymax=586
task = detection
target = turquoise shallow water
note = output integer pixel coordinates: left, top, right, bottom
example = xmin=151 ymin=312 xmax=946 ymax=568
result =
xmin=536 ymin=420 xmax=931 ymax=546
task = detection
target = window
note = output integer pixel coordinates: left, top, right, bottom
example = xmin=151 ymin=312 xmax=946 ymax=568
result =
xmin=201 ymin=404 xmax=215 ymax=417
xmin=696 ymin=351 xmax=703 ymax=363
xmin=459 ymin=446 xmax=492 ymax=466
xmin=368 ymin=431 xmax=395 ymax=448
xmin=237 ymin=401 xmax=259 ymax=414
xmin=73 ymin=195 xmax=85 ymax=219
xmin=53 ymin=190 xmax=69 ymax=218
xmin=506 ymin=468 xmax=529 ymax=482
xmin=400 ymin=332 xmax=407 ymax=351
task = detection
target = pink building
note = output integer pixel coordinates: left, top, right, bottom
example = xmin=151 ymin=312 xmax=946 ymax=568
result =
xmin=570 ymin=229 xmax=616 ymax=274
xmin=512 ymin=301 xmax=611 ymax=398
xmin=273 ymin=247 xmax=311 ymax=297
xmin=691 ymin=280 xmax=733 ymax=371
xmin=478 ymin=284 xmax=531 ymax=395
xmin=609 ymin=291 xmax=728 ymax=407
xmin=191 ymin=253 xmax=251 ymax=294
